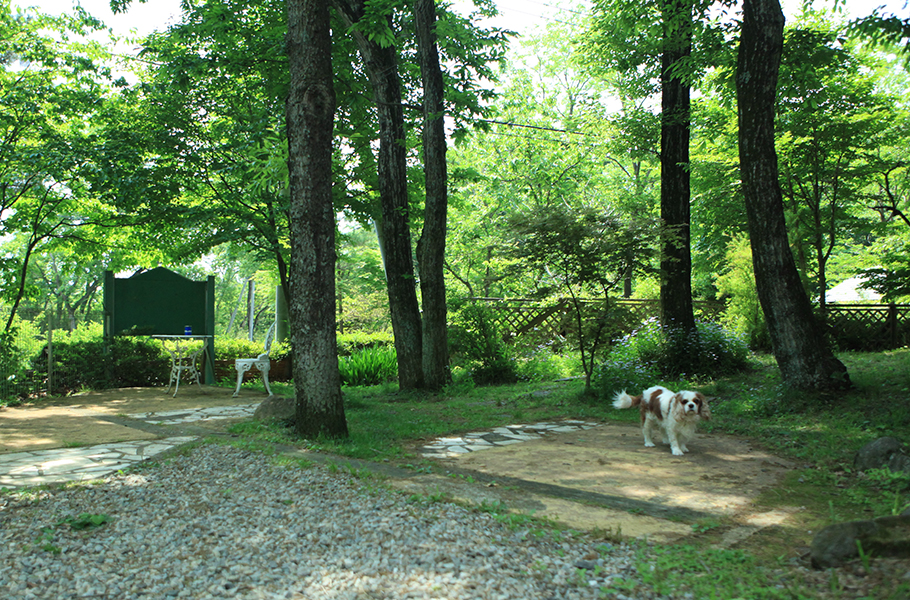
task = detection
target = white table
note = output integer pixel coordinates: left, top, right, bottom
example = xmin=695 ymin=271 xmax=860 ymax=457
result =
xmin=153 ymin=335 xmax=212 ymax=397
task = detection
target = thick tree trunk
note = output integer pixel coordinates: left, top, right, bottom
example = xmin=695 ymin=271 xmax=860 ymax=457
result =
xmin=659 ymin=0 xmax=696 ymax=335
xmin=286 ymin=0 xmax=348 ymax=438
xmin=414 ymin=0 xmax=450 ymax=391
xmin=334 ymin=0 xmax=424 ymax=390
xmin=737 ymin=0 xmax=850 ymax=391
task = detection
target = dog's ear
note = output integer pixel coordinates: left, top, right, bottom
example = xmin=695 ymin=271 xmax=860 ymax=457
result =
xmin=697 ymin=392 xmax=712 ymax=420
xmin=672 ymin=393 xmax=687 ymax=421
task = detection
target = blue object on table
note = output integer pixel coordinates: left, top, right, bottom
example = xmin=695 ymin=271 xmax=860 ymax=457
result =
xmin=184 ymin=325 xmax=192 ymax=335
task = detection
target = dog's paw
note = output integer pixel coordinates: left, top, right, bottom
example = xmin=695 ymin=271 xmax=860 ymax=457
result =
xmin=644 ymin=441 xmax=656 ymax=447
xmin=671 ymin=447 xmax=685 ymax=456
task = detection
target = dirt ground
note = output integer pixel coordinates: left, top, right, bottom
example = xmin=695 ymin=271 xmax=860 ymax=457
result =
xmin=391 ymin=424 xmax=798 ymax=544
xmin=1 ymin=387 xmax=798 ymax=544
xmin=0 ymin=386 xmax=264 ymax=454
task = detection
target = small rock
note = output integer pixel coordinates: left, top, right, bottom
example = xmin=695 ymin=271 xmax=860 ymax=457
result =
xmin=252 ymin=395 xmax=295 ymax=422
xmin=811 ymin=515 xmax=910 ymax=569
xmin=854 ymin=437 xmax=903 ymax=472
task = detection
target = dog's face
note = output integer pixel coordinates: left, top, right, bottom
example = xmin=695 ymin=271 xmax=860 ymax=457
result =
xmin=676 ymin=391 xmax=710 ymax=419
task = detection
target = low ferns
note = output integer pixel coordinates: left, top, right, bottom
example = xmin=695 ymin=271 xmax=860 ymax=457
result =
xmin=338 ymin=346 xmax=398 ymax=387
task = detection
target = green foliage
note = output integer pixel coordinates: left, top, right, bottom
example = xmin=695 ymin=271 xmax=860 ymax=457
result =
xmin=631 ymin=544 xmax=791 ymax=599
xmin=777 ymin=23 xmax=900 ymax=306
xmin=338 ymin=346 xmax=398 ymax=387
xmin=58 ymin=512 xmax=112 ymax=530
xmin=590 ymin=356 xmax=662 ymax=401
xmin=336 ymin=331 xmax=395 ymax=356
xmin=215 ymin=337 xmax=264 ymax=361
xmin=512 ymin=343 xmax=581 ymax=382
xmin=33 ymin=336 xmax=170 ymax=394
xmin=448 ymin=301 xmax=519 ymax=385
xmin=0 ymin=328 xmax=24 ymax=404
xmin=215 ymin=335 xmax=291 ymax=362
xmin=594 ymin=318 xmax=751 ymax=395
xmin=714 ymin=236 xmax=770 ymax=351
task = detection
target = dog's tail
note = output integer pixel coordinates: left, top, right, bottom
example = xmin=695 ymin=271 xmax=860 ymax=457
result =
xmin=612 ymin=390 xmax=642 ymax=410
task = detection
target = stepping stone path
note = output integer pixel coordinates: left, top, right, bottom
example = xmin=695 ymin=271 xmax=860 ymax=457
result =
xmin=0 ymin=437 xmax=196 ymax=489
xmin=0 ymin=404 xmax=258 ymax=490
xmin=125 ymin=403 xmax=259 ymax=425
xmin=0 ymin=404 xmax=598 ymax=489
xmin=418 ymin=420 xmax=600 ymax=458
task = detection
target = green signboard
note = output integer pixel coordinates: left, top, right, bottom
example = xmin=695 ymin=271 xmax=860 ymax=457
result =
xmin=103 ymin=268 xmax=215 ymax=383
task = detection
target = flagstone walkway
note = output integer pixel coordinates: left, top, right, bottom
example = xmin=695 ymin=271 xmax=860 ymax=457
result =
xmin=125 ymin=403 xmax=259 ymax=425
xmin=0 ymin=401 xmax=598 ymax=489
xmin=0 ymin=403 xmax=259 ymax=490
xmin=418 ymin=420 xmax=600 ymax=458
xmin=0 ymin=437 xmax=198 ymax=489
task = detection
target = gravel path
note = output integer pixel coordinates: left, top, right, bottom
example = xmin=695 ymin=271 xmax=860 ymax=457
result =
xmin=1 ymin=444 xmax=651 ymax=600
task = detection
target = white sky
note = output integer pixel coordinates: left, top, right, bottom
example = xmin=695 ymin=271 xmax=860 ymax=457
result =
xmin=10 ymin=0 xmax=909 ymax=40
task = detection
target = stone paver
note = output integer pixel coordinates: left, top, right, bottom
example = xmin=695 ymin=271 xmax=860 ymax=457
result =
xmin=126 ymin=403 xmax=259 ymax=424
xmin=0 ymin=404 xmax=260 ymax=489
xmin=418 ymin=420 xmax=599 ymax=458
xmin=0 ymin=437 xmax=196 ymax=489
xmin=1 ymin=401 xmax=597 ymax=489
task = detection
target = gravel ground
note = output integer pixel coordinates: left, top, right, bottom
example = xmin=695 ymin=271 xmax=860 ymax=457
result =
xmin=1 ymin=444 xmax=653 ymax=600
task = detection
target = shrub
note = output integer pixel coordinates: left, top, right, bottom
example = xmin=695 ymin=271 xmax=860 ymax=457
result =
xmin=514 ymin=343 xmax=580 ymax=382
xmin=33 ymin=336 xmax=171 ymax=394
xmin=590 ymin=357 xmax=662 ymax=400
xmin=715 ymin=235 xmax=771 ymax=350
xmin=337 ymin=331 xmax=394 ymax=356
xmin=592 ymin=318 xmax=752 ymax=399
xmin=448 ymin=302 xmax=520 ymax=385
xmin=216 ymin=336 xmax=291 ymax=361
xmin=338 ymin=346 xmax=397 ymax=386
xmin=0 ymin=328 xmax=30 ymax=405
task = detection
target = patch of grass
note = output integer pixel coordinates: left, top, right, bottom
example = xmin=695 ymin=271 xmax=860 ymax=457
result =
xmin=31 ymin=512 xmax=112 ymax=554
xmin=699 ymin=349 xmax=910 ymax=469
xmin=57 ymin=512 xmax=112 ymax=530
xmin=406 ymin=487 xmax=449 ymax=505
xmin=229 ymin=348 xmax=910 ymax=592
xmin=262 ymin=377 xmax=599 ymax=461
xmin=631 ymin=543 xmax=809 ymax=599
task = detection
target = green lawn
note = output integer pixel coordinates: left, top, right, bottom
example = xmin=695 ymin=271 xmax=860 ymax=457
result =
xmin=226 ymin=349 xmax=910 ymax=599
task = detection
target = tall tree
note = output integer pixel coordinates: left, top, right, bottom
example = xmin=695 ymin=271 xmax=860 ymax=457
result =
xmin=659 ymin=0 xmax=696 ymax=335
xmin=414 ymin=0 xmax=450 ymax=390
xmin=736 ymin=0 xmax=850 ymax=391
xmin=286 ymin=0 xmax=348 ymax=438
xmin=0 ymin=5 xmax=139 ymax=330
xmin=333 ymin=0 xmax=424 ymax=390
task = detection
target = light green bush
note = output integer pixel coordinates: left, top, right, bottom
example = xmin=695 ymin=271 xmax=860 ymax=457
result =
xmin=715 ymin=235 xmax=770 ymax=350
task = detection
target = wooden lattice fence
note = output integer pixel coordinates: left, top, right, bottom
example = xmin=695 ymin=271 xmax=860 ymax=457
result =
xmin=471 ymin=298 xmax=725 ymax=343
xmin=824 ymin=303 xmax=910 ymax=351
xmin=472 ymin=298 xmax=910 ymax=351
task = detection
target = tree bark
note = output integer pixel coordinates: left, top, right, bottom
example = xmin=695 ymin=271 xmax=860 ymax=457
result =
xmin=333 ymin=0 xmax=424 ymax=390
xmin=736 ymin=0 xmax=850 ymax=391
xmin=659 ymin=0 xmax=696 ymax=335
xmin=286 ymin=0 xmax=348 ymax=438
xmin=414 ymin=0 xmax=450 ymax=391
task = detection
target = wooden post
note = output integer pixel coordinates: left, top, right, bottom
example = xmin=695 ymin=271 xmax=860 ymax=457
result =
xmin=247 ymin=278 xmax=255 ymax=342
xmin=889 ymin=303 xmax=898 ymax=349
xmin=47 ymin=316 xmax=54 ymax=395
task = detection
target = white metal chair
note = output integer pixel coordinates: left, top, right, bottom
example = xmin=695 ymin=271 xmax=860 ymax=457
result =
xmin=232 ymin=322 xmax=276 ymax=397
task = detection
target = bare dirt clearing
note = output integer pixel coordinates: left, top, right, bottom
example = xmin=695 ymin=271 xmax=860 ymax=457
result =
xmin=393 ymin=423 xmax=798 ymax=543
xmin=0 ymin=386 xmax=263 ymax=453
xmin=3 ymin=387 xmax=799 ymax=544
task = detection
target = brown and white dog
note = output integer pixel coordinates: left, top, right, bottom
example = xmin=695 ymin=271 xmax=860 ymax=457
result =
xmin=612 ymin=386 xmax=711 ymax=456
